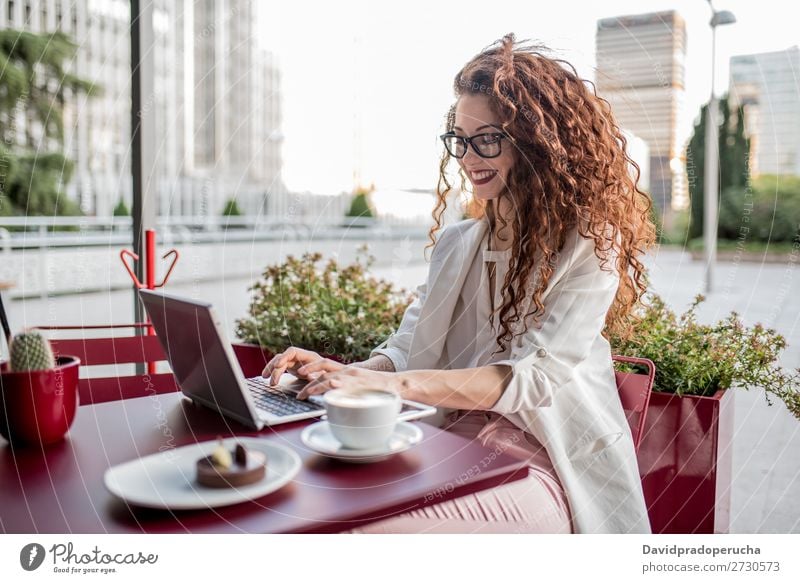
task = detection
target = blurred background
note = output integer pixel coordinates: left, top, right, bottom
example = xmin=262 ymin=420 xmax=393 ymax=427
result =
xmin=1 ymin=0 xmax=798 ymax=289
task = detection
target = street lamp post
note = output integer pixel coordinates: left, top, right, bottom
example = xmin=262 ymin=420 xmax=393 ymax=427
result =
xmin=703 ymin=2 xmax=736 ymax=293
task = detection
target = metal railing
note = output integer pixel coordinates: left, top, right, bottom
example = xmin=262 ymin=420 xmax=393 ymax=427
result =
xmin=0 ymin=215 xmax=433 ymax=251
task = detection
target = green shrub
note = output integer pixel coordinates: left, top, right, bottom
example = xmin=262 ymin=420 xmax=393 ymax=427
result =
xmin=345 ymin=191 xmax=374 ymax=218
xmin=0 ymin=193 xmax=15 ymax=216
xmin=113 ymin=198 xmax=129 ymax=216
xmin=609 ymin=293 xmax=800 ymax=419
xmin=222 ymin=198 xmax=242 ymax=217
xmin=649 ymin=202 xmax=667 ymax=244
xmin=718 ymin=175 xmax=800 ymax=243
xmin=664 ymin=208 xmax=691 ymax=246
xmin=235 ymin=246 xmax=412 ymax=363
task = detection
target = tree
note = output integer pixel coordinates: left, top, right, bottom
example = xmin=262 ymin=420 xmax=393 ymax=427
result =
xmin=4 ymin=153 xmax=80 ymax=216
xmin=0 ymin=30 xmax=98 ymax=216
xmin=113 ymin=198 xmax=130 ymax=217
xmin=222 ymin=198 xmax=242 ymax=216
xmin=346 ymin=188 xmax=375 ymax=218
xmin=686 ymin=95 xmax=750 ymax=239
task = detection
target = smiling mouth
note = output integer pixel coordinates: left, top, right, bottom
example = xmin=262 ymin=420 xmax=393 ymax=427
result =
xmin=469 ymin=170 xmax=498 ymax=186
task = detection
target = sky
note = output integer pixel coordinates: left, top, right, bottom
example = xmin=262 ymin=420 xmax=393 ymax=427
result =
xmin=256 ymin=0 xmax=799 ymax=198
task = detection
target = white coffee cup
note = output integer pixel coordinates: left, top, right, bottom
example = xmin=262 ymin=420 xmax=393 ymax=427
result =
xmin=323 ymin=388 xmax=402 ymax=450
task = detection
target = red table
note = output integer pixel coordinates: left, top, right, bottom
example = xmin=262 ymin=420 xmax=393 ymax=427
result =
xmin=0 ymin=392 xmax=530 ymax=533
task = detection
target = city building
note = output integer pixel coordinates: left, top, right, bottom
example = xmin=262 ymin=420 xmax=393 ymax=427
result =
xmin=1 ymin=0 xmax=285 ymax=217
xmin=596 ymin=10 xmax=688 ymax=227
xmin=622 ymin=130 xmax=650 ymax=193
xmin=729 ymin=46 xmax=800 ymax=177
xmin=188 ymin=0 xmax=285 ymax=217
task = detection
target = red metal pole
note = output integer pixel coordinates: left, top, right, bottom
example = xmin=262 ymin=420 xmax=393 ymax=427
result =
xmin=145 ymin=229 xmax=156 ymax=374
xmin=145 ymin=230 xmax=156 ymax=291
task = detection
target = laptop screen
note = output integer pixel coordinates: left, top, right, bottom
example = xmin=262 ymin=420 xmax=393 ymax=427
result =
xmin=139 ymin=290 xmax=257 ymax=426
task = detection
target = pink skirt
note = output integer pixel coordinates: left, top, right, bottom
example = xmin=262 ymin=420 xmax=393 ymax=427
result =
xmin=347 ymin=410 xmax=573 ymax=534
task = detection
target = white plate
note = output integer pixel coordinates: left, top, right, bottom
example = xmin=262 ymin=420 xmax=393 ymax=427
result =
xmin=103 ymin=437 xmax=301 ymax=510
xmin=300 ymin=420 xmax=423 ymax=463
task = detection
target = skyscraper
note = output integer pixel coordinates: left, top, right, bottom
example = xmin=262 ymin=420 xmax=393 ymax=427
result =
xmin=596 ymin=10 xmax=688 ymax=225
xmin=730 ymin=46 xmax=800 ymax=177
xmin=188 ymin=0 xmax=285 ymax=216
xmin=1 ymin=0 xmax=284 ymax=216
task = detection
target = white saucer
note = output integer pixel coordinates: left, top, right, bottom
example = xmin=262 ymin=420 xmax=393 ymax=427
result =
xmin=300 ymin=420 xmax=423 ymax=463
xmin=103 ymin=437 xmax=302 ymax=510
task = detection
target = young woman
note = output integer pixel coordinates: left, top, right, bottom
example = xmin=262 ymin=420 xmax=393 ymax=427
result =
xmin=263 ymin=34 xmax=656 ymax=534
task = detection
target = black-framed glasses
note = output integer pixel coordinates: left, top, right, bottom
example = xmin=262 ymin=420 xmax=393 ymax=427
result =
xmin=440 ymin=132 xmax=507 ymax=159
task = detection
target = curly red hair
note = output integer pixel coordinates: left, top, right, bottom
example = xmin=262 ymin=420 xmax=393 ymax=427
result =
xmin=431 ymin=33 xmax=656 ymax=351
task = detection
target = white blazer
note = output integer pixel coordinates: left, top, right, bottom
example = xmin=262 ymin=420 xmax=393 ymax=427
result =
xmin=371 ymin=218 xmax=651 ymax=533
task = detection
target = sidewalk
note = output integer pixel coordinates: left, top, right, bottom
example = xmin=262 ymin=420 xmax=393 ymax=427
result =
xmin=5 ymin=247 xmax=798 ymax=533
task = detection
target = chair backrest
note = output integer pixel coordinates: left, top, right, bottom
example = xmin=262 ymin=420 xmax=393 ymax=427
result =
xmin=612 ymin=354 xmax=655 ymax=452
xmin=37 ymin=324 xmax=180 ymax=406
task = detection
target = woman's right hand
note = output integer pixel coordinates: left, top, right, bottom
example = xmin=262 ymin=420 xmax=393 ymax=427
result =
xmin=262 ymin=346 xmax=345 ymax=386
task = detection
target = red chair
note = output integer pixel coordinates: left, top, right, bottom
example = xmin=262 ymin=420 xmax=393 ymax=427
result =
xmin=612 ymin=355 xmax=655 ymax=452
xmin=37 ymin=323 xmax=180 ymax=406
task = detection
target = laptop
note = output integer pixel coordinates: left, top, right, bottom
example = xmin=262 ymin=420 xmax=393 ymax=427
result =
xmin=138 ymin=289 xmax=436 ymax=429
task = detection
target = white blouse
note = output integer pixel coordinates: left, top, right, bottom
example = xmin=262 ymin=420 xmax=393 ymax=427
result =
xmin=444 ymin=227 xmax=513 ymax=370
xmin=440 ymin=226 xmax=557 ymax=480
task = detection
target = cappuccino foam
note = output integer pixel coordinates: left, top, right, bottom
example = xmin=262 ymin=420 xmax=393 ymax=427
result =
xmin=325 ymin=389 xmax=396 ymax=408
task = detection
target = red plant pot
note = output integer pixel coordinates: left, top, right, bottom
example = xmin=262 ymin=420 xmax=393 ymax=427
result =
xmin=0 ymin=356 xmax=81 ymax=447
xmin=637 ymin=389 xmax=735 ymax=534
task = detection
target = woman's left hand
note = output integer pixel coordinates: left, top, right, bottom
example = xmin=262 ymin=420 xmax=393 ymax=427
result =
xmin=296 ymin=366 xmax=401 ymax=400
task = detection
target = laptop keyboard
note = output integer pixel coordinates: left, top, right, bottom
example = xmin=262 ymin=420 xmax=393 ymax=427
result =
xmin=245 ymin=377 xmax=324 ymax=417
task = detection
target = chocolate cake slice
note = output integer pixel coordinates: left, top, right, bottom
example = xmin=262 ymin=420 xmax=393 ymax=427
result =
xmin=196 ymin=440 xmax=267 ymax=488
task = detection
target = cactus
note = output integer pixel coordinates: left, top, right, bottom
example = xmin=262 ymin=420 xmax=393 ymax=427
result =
xmin=9 ymin=330 xmax=56 ymax=372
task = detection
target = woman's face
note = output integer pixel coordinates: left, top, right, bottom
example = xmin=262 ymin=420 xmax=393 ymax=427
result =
xmin=453 ymin=93 xmax=515 ymax=202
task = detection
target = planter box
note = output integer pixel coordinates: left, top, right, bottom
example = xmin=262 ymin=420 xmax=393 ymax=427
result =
xmin=638 ymin=389 xmax=735 ymax=533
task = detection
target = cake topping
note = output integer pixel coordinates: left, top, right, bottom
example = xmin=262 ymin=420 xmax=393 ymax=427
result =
xmin=209 ymin=437 xmax=232 ymax=469
xmin=234 ymin=443 xmax=248 ymax=466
